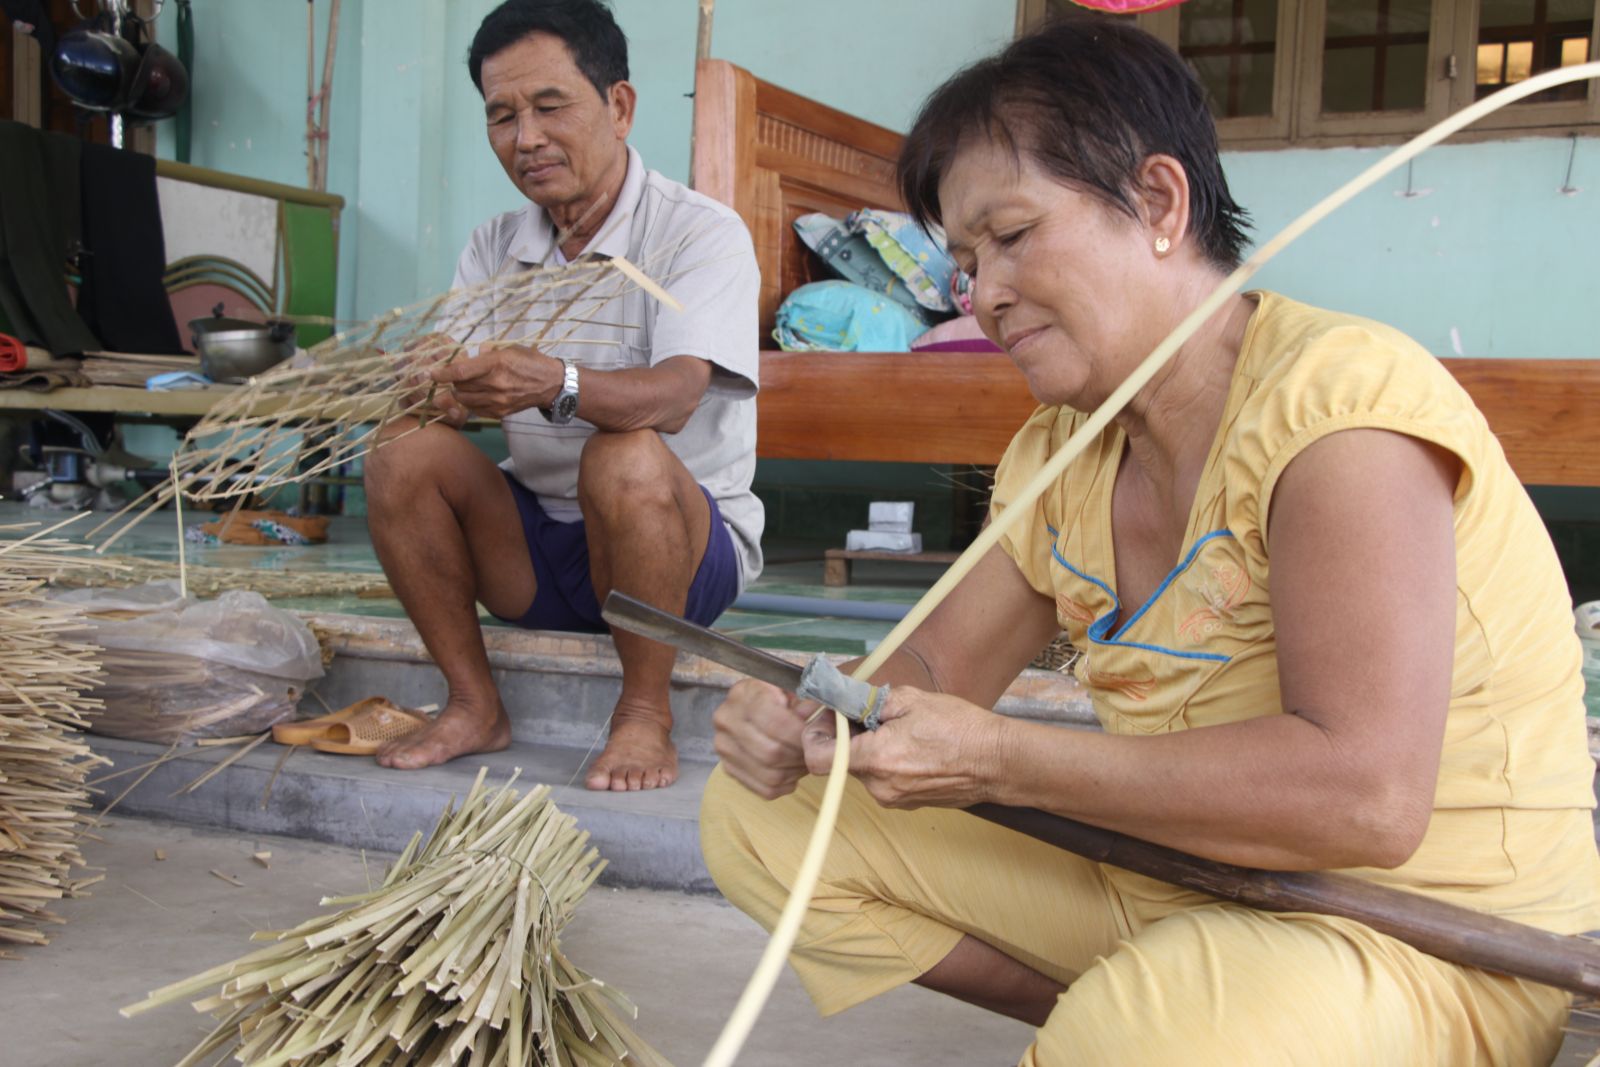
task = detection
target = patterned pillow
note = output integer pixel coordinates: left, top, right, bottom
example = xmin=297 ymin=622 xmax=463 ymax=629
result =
xmin=772 ymin=281 xmax=929 ymax=352
xmin=844 ymin=209 xmax=960 ymax=314
xmin=792 ymin=213 xmax=927 ymax=319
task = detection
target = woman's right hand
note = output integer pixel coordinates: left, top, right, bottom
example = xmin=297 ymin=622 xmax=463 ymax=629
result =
xmin=713 ymin=679 xmax=824 ymax=799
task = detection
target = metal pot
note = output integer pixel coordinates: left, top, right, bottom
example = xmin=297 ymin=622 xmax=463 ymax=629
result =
xmin=189 ymin=311 xmax=296 ymax=383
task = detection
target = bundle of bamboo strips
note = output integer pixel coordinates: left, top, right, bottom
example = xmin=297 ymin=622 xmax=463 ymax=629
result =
xmin=0 ymin=523 xmax=107 ymax=955
xmin=44 ymin=555 xmax=394 ymax=601
xmin=123 ymin=770 xmax=671 ymax=1067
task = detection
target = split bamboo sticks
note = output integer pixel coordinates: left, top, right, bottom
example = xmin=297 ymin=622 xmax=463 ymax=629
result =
xmin=42 ymin=554 xmax=394 ymax=601
xmin=123 ymin=770 xmax=671 ymax=1066
xmin=0 ymin=522 xmax=107 ymax=955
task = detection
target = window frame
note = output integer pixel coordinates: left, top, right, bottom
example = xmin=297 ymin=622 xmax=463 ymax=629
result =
xmin=1295 ymin=0 xmax=1460 ymax=139
xmin=1449 ymin=0 xmax=1600 ymax=130
xmin=1014 ymin=0 xmax=1600 ymax=146
xmin=1143 ymin=0 xmax=1301 ymax=142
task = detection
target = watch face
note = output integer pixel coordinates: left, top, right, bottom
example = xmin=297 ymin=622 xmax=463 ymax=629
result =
xmin=554 ymin=393 xmax=579 ymax=420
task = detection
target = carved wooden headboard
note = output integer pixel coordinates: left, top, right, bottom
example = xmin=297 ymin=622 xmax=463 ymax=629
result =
xmin=691 ymin=58 xmax=906 ymax=341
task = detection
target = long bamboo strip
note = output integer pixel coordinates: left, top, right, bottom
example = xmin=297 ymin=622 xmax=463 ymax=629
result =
xmin=122 ymin=776 xmax=669 ymax=1066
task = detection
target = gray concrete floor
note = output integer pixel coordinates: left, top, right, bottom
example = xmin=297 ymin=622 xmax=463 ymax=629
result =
xmin=11 ymin=816 xmax=1600 ymax=1067
xmin=7 ymin=816 xmax=1031 ymax=1067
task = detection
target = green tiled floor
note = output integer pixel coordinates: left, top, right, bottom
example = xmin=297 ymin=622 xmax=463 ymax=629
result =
xmin=4 ymin=502 xmax=943 ymax=655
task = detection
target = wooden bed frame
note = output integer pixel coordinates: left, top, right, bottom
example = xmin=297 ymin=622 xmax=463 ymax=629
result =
xmin=691 ymin=58 xmax=1600 ymax=488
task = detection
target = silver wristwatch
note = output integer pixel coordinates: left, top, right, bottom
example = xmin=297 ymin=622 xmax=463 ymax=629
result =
xmin=544 ymin=358 xmax=580 ymax=425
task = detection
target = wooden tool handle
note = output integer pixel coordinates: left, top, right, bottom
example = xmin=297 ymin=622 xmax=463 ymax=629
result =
xmin=967 ymin=803 xmax=1600 ymax=997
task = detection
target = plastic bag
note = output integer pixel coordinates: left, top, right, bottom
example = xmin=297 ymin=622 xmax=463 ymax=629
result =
xmin=54 ymin=581 xmax=325 ymax=743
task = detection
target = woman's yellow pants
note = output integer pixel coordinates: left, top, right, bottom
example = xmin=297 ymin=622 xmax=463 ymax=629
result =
xmin=700 ymin=767 xmax=1570 ymax=1066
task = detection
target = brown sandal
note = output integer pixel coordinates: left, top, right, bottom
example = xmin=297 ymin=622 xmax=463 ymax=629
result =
xmin=273 ymin=697 xmax=432 ymax=754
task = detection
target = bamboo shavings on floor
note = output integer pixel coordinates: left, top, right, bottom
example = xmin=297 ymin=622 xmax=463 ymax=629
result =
xmin=42 ymin=555 xmax=394 ymax=601
xmin=122 ymin=769 xmax=671 ymax=1066
xmin=0 ymin=523 xmax=107 ymax=955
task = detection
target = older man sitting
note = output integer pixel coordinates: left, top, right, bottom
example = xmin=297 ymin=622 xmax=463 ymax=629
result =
xmin=363 ymin=0 xmax=762 ymax=789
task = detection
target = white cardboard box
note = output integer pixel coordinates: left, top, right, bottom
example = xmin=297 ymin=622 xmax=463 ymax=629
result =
xmin=868 ymin=501 xmax=914 ymax=533
xmin=845 ymin=529 xmax=923 ymax=553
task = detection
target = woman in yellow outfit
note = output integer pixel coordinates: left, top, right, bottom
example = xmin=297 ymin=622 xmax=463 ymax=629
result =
xmin=700 ymin=17 xmax=1600 ymax=1067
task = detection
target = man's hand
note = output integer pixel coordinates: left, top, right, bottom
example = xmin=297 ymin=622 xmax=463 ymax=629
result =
xmin=712 ymin=679 xmax=819 ymax=800
xmin=803 ymin=687 xmax=1006 ymax=810
xmin=397 ymin=333 xmax=470 ymax=428
xmin=430 ymin=345 xmax=564 ymax=421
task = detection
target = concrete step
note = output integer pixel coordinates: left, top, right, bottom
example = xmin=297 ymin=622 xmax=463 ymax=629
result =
xmin=308 ymin=613 xmax=1099 ymax=762
xmin=84 ymin=612 xmax=1100 ymax=894
xmin=86 ymin=734 xmax=721 ymax=892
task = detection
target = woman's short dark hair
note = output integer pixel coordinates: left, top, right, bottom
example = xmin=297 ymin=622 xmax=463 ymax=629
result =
xmin=468 ymin=0 xmax=628 ymax=98
xmin=899 ymin=17 xmax=1251 ymax=270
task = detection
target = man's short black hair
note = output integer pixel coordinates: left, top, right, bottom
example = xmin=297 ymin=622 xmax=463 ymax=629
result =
xmin=898 ymin=16 xmax=1251 ymax=271
xmin=468 ymin=0 xmax=629 ymax=98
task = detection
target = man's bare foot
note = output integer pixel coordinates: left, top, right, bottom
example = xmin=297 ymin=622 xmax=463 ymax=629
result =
xmin=376 ymin=699 xmax=511 ymax=770
xmin=585 ymin=713 xmax=678 ymax=791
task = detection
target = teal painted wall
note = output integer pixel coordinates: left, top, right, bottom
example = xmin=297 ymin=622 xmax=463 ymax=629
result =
xmin=1227 ymin=138 xmax=1599 ymax=360
xmin=154 ymin=0 xmax=364 ymax=327
xmin=156 ymin=1 xmax=1598 ymax=359
xmin=428 ymin=0 xmax=1014 ymax=305
xmin=156 ymin=0 xmax=1014 ymax=321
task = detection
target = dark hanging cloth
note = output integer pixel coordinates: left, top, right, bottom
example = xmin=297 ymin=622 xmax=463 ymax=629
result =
xmin=77 ymin=142 xmax=185 ymax=354
xmin=0 ymin=120 xmax=99 ymax=355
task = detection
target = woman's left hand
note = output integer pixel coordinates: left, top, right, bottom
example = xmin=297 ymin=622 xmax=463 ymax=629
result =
xmin=801 ymin=686 xmax=1007 ymax=810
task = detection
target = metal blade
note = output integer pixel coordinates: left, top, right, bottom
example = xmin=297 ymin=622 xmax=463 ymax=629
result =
xmin=600 ymin=592 xmax=806 ymax=693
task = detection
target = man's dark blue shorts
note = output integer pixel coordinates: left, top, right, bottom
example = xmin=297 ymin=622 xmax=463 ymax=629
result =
xmin=490 ymin=470 xmax=741 ymax=634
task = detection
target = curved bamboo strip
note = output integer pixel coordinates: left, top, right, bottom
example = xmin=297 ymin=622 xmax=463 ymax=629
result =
xmin=701 ymin=61 xmax=1600 ymax=1067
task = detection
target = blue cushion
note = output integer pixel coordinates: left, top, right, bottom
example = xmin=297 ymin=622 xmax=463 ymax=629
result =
xmin=772 ymin=281 xmax=929 ymax=352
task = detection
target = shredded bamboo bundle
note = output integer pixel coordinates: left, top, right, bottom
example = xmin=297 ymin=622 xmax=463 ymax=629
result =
xmin=123 ymin=770 xmax=671 ymax=1067
xmin=44 ymin=555 xmax=393 ymax=601
xmin=0 ymin=521 xmax=107 ymax=955
xmin=90 ymin=242 xmax=694 ymax=552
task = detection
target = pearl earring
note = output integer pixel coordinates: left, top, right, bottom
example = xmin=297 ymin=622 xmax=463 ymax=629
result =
xmin=1154 ymin=236 xmax=1171 ymax=254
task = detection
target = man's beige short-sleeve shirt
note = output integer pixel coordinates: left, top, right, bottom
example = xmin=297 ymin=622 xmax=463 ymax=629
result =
xmin=451 ymin=146 xmax=764 ymax=588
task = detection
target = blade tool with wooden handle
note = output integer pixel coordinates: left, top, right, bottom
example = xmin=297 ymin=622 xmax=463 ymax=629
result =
xmin=600 ymin=592 xmax=887 ymax=729
xmin=601 ymin=590 xmax=1600 ymax=998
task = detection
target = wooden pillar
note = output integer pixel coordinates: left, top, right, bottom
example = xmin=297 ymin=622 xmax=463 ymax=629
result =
xmin=11 ymin=24 xmax=43 ymax=127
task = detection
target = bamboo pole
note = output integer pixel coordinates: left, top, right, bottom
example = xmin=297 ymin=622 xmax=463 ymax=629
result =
xmin=314 ymin=0 xmax=341 ymax=192
xmin=688 ymin=0 xmax=716 ymax=188
xmin=305 ymin=0 xmax=316 ymax=189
